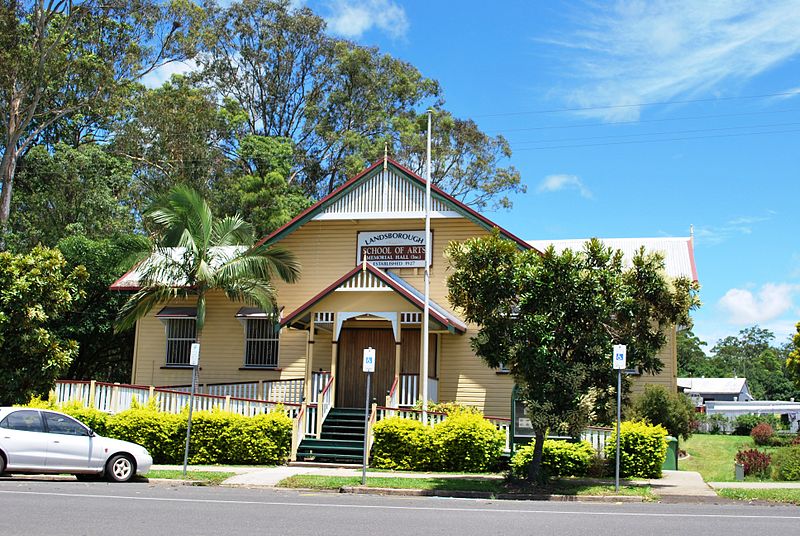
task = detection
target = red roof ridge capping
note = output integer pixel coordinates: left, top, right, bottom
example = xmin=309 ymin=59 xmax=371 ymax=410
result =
xmin=687 ymin=237 xmax=699 ymax=283
xmin=280 ymin=262 xmax=467 ymax=334
xmin=255 ymin=157 xmax=533 ymax=252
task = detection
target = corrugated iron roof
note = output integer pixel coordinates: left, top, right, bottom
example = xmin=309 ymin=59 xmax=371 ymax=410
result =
xmin=677 ymin=377 xmax=748 ymax=395
xmin=526 ymin=237 xmax=697 ymax=281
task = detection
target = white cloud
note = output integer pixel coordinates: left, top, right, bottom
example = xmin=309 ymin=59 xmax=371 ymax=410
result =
xmin=718 ymin=283 xmax=800 ymax=325
xmin=693 ymin=212 xmax=774 ymax=245
xmin=537 ymin=174 xmax=593 ymax=198
xmin=140 ymin=60 xmax=198 ymax=89
xmin=547 ymin=1 xmax=800 ymax=120
xmin=325 ymin=0 xmax=409 ymax=39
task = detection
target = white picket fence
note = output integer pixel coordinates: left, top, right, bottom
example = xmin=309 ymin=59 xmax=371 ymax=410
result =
xmin=53 ymin=380 xmax=301 ymax=418
xmin=159 ymin=373 xmax=330 ymax=406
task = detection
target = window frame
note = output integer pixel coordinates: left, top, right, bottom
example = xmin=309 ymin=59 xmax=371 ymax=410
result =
xmin=242 ymin=317 xmax=280 ymax=369
xmin=42 ymin=411 xmax=91 ymax=436
xmin=164 ymin=318 xmax=197 ymax=367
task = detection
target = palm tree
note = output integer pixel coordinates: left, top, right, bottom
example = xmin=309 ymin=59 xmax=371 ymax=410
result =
xmin=116 ymin=185 xmax=300 ymax=340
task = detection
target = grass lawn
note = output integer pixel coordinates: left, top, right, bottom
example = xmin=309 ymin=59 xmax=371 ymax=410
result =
xmin=681 ymin=434 xmax=779 ymax=482
xmin=143 ymin=470 xmax=236 ymax=485
xmin=717 ymin=488 xmax=800 ymax=505
xmin=276 ymin=475 xmax=652 ymax=498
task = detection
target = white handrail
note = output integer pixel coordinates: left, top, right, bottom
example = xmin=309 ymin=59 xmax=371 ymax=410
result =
xmin=316 ymin=376 xmax=335 ymax=436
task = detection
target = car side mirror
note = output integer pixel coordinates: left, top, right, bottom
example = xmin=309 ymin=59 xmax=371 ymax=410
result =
xmin=86 ymin=428 xmax=95 ymax=437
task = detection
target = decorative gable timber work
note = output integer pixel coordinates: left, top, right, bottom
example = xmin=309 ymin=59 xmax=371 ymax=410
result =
xmin=281 ymin=262 xmax=467 ymax=334
xmin=313 ymin=167 xmax=459 ymax=220
xmin=256 ymin=158 xmax=532 ymax=250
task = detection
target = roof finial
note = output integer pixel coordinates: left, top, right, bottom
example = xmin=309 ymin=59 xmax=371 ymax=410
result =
xmin=362 ymin=257 xmax=367 ymax=272
xmin=690 ymin=224 xmax=694 ymax=241
xmin=383 ymin=142 xmax=388 ymax=171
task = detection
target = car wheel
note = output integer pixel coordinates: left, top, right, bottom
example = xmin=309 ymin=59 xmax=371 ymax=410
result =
xmin=0 ymin=453 xmax=6 ymax=476
xmin=106 ymin=454 xmax=135 ymax=483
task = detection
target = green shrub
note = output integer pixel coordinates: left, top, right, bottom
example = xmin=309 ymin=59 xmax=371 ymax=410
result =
xmin=771 ymin=447 xmax=800 ymax=481
xmin=411 ymin=400 xmax=482 ymax=415
xmin=751 ymin=423 xmax=774 ymax=446
xmin=371 ymin=414 xmax=504 ymax=472
xmin=430 ymin=412 xmax=505 ymax=472
xmin=510 ymin=440 xmax=596 ymax=478
xmin=605 ymin=421 xmax=668 ymax=478
xmin=631 ymin=385 xmax=695 ymax=440
xmin=371 ymin=417 xmax=432 ymax=471
xmin=107 ymin=408 xmax=183 ymax=463
xmin=734 ymin=414 xmax=781 ymax=436
xmin=227 ymin=412 xmax=292 ymax=465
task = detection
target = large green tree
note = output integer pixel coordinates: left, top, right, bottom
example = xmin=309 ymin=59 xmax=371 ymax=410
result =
xmin=198 ymin=0 xmax=522 ymax=207
xmin=57 ymin=234 xmax=144 ymax=382
xmin=112 ymin=75 xmax=243 ymax=212
xmin=0 ymin=245 xmax=87 ymax=404
xmin=446 ymin=234 xmax=698 ymax=481
xmin=0 ymin=0 xmax=203 ymax=235
xmin=116 ymin=186 xmax=301 ymax=348
xmin=8 ymin=142 xmax=134 ymax=250
xmin=783 ymin=322 xmax=800 ymax=390
xmin=215 ymin=135 xmax=311 ymax=236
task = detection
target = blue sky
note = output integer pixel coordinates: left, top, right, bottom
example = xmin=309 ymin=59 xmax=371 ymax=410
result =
xmin=148 ymin=1 xmax=800 ymax=350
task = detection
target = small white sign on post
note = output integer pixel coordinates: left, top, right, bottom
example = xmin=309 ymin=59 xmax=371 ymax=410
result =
xmin=362 ymin=347 xmax=376 ymax=373
xmin=189 ymin=343 xmax=201 ymax=367
xmin=612 ymin=344 xmax=627 ymax=370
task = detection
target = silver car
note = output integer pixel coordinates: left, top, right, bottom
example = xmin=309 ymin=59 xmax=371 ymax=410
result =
xmin=0 ymin=407 xmax=152 ymax=482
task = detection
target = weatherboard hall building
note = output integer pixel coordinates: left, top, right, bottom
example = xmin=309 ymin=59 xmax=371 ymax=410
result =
xmin=112 ymin=159 xmax=698 ymax=419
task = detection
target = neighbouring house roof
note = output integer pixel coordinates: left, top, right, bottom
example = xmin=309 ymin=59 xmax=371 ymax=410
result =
xmin=677 ymin=377 xmax=750 ymax=395
xmin=110 ymin=246 xmax=246 ymax=291
xmin=280 ymin=262 xmax=467 ymax=334
xmin=255 ymin=158 xmax=533 ymax=251
xmin=525 ymin=237 xmax=698 ymax=282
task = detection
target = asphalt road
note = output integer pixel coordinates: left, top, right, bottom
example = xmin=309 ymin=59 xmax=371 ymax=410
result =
xmin=0 ymin=478 xmax=798 ymax=536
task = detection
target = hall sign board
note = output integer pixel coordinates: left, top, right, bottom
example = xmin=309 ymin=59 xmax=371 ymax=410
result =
xmin=356 ymin=231 xmax=431 ymax=268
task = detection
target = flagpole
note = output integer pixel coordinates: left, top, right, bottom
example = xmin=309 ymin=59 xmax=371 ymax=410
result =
xmin=422 ymin=110 xmax=432 ymax=422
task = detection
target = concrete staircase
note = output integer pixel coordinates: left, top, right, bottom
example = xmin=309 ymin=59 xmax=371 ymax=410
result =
xmin=296 ymin=407 xmax=367 ymax=463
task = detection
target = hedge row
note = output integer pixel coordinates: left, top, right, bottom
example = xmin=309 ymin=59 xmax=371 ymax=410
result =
xmin=510 ymin=440 xmax=596 ymax=479
xmin=26 ymin=400 xmax=292 ymax=465
xmin=371 ymin=413 xmax=505 ymax=472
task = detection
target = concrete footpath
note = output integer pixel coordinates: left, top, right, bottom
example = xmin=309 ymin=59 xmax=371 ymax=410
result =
xmin=152 ymin=464 xmax=721 ymax=502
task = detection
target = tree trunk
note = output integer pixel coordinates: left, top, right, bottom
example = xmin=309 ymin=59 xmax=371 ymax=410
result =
xmin=0 ymin=145 xmax=18 ymax=236
xmin=527 ymin=431 xmax=547 ymax=484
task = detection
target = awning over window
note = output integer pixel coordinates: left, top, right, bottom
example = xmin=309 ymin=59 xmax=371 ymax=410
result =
xmin=235 ymin=307 xmax=281 ymax=319
xmin=155 ymin=307 xmax=197 ymax=318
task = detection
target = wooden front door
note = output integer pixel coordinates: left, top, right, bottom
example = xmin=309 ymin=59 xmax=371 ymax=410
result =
xmin=336 ymin=327 xmax=395 ymax=408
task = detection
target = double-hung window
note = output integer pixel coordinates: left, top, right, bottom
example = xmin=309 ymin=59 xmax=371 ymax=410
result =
xmin=237 ymin=308 xmax=280 ymax=368
xmin=156 ymin=307 xmax=197 ymax=366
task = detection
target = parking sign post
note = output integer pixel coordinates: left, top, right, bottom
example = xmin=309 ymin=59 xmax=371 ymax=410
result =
xmin=612 ymin=344 xmax=626 ymax=492
xmin=183 ymin=343 xmax=201 ymax=477
xmin=362 ymin=347 xmax=376 ymax=485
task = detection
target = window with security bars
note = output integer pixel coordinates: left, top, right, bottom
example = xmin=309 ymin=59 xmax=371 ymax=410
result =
xmin=244 ymin=318 xmax=279 ymax=367
xmin=165 ymin=319 xmax=196 ymax=365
